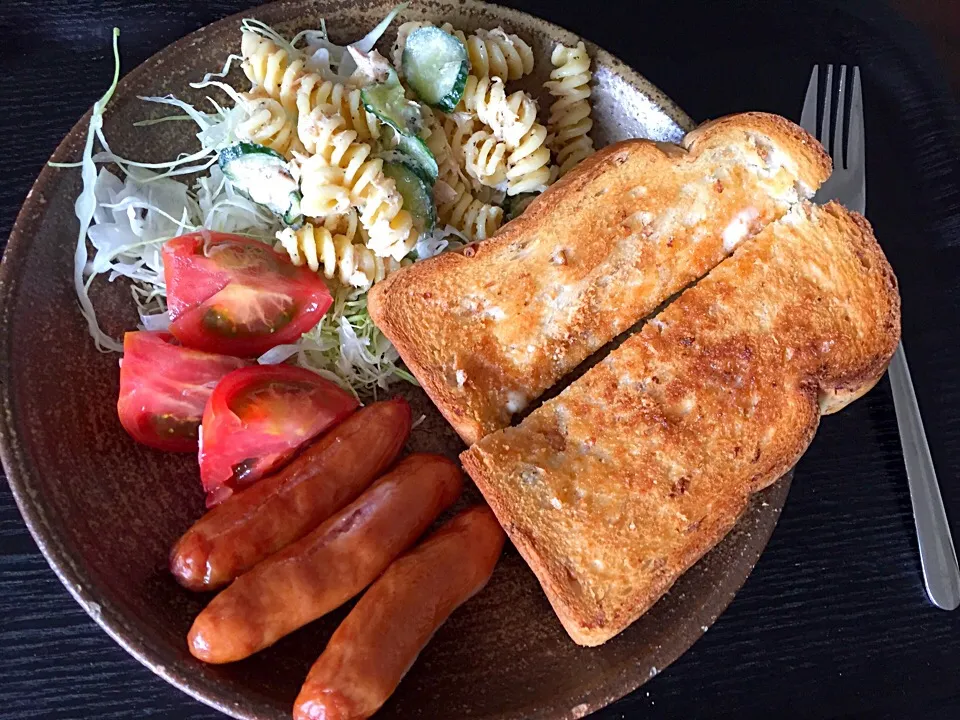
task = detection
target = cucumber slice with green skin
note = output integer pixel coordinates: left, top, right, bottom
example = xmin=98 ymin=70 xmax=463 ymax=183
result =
xmin=219 ymin=143 xmax=302 ymax=225
xmin=361 ymin=81 xmax=423 ymax=136
xmin=402 ymin=27 xmax=469 ymax=112
xmin=382 ymin=161 xmax=435 ymax=232
xmin=376 ymin=126 xmax=439 ymax=185
xmin=397 ymin=134 xmax=439 ymax=185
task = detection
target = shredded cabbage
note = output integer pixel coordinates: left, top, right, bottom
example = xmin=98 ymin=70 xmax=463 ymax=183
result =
xmin=73 ymin=28 xmax=124 ymax=352
xmin=258 ymin=285 xmax=414 ymax=399
xmin=415 ymin=225 xmax=467 ymax=259
xmin=139 ymin=311 xmax=171 ymax=331
xmin=60 ymin=8 xmax=427 ymax=397
xmin=287 ymin=2 xmax=407 ymax=81
xmin=64 ymin=33 xmax=279 ymax=346
xmin=195 ymin=166 xmax=281 ymax=235
xmin=78 ymin=162 xmax=278 ymax=323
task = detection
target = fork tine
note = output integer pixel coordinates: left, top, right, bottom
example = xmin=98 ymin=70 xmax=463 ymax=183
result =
xmin=800 ymin=65 xmax=819 ymax=135
xmin=819 ymin=64 xmax=834 ymax=152
xmin=833 ymin=65 xmax=848 ymax=169
xmin=847 ymin=66 xmax=864 ymax=167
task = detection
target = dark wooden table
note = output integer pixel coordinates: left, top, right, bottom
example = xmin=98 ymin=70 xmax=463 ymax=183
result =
xmin=3 ymin=1 xmax=960 ymax=718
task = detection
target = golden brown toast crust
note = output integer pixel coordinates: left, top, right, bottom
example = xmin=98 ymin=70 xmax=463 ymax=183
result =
xmin=368 ymin=113 xmax=831 ymax=445
xmin=461 ymin=202 xmax=900 ymax=646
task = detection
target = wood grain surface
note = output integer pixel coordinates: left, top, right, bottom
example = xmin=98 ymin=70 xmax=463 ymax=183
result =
xmin=2 ymin=0 xmax=960 ymax=719
xmin=891 ymin=0 xmax=960 ymax=99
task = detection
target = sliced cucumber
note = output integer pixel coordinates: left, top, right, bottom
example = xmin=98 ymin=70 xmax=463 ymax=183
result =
xmin=219 ymin=143 xmax=302 ymax=225
xmin=503 ymin=192 xmax=538 ymax=221
xmin=376 ymin=126 xmax=439 ymax=186
xmin=402 ymin=27 xmax=469 ymax=112
xmin=361 ymin=81 xmax=423 ymax=136
xmin=383 ymin=161 xmax=435 ymax=232
xmin=397 ymin=134 xmax=439 ymax=185
xmin=281 ymin=198 xmax=303 ymax=227
xmin=218 ymin=142 xmax=285 ymax=181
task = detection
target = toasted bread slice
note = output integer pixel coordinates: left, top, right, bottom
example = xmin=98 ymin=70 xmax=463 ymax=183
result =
xmin=461 ymin=202 xmax=900 ymax=646
xmin=369 ymin=113 xmax=830 ymax=445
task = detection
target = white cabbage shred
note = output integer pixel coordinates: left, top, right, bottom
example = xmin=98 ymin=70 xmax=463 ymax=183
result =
xmin=60 ymin=7 xmax=424 ymax=397
xmin=414 ymin=227 xmax=467 ymax=260
xmin=290 ymin=2 xmax=407 ymax=81
xmin=258 ymin=286 xmax=415 ymax=399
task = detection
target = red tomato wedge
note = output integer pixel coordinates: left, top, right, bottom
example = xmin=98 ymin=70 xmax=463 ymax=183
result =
xmin=199 ymin=365 xmax=359 ymax=506
xmin=162 ymin=231 xmax=332 ymax=357
xmin=117 ymin=332 xmax=249 ymax=452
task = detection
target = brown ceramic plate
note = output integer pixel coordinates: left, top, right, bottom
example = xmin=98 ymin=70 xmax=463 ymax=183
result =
xmin=0 ymin=1 xmax=792 ymax=718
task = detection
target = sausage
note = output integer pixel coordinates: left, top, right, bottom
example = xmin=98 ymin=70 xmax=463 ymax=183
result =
xmin=292 ymin=505 xmax=505 ymax=720
xmin=187 ymin=454 xmax=463 ymax=663
xmin=170 ymin=398 xmax=411 ymax=591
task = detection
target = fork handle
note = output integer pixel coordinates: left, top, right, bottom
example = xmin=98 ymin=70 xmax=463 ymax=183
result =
xmin=888 ymin=342 xmax=960 ymax=610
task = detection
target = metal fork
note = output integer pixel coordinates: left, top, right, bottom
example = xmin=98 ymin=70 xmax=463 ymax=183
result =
xmin=801 ymin=65 xmax=960 ymax=610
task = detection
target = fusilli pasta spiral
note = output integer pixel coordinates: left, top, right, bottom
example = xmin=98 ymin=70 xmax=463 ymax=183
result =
xmin=464 ymin=129 xmax=508 ymax=187
xmin=545 ymin=42 xmax=595 ymax=176
xmin=323 ymin=207 xmax=362 ymax=244
xmin=443 ymin=112 xmax=476 ymax=160
xmin=437 ymin=177 xmax=504 ymax=241
xmin=427 ymin=111 xmax=488 ymax=197
xmin=297 ymin=163 xmax=352 ymax=217
xmin=460 ymin=77 xmax=551 ymax=195
xmin=235 ymin=92 xmax=301 ymax=157
xmin=276 ymin=222 xmax=405 ymax=288
xmin=459 ymin=77 xmax=531 ymax=145
xmin=299 ymin=107 xmax=416 ymax=261
xmin=296 ymin=73 xmax=382 ymax=142
xmin=241 ymin=30 xmax=381 ymax=142
xmin=421 ymin=105 xmax=459 ymax=183
xmin=240 ymin=31 xmax=306 ymax=115
xmin=438 ymin=24 xmax=534 ymax=80
xmin=504 ymin=121 xmax=551 ymax=195
xmin=458 ymin=76 xmax=506 ymax=132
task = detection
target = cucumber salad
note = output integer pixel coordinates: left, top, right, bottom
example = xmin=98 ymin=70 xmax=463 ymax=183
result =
xmin=61 ymin=6 xmax=597 ymax=397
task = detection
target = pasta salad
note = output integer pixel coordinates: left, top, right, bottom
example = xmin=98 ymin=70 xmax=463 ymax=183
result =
xmin=65 ymin=7 xmax=597 ymax=397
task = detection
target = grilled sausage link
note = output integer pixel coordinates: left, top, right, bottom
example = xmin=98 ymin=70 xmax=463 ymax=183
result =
xmin=170 ymin=399 xmax=411 ymax=591
xmin=188 ymin=454 xmax=463 ymax=663
xmin=293 ymin=505 xmax=505 ymax=720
